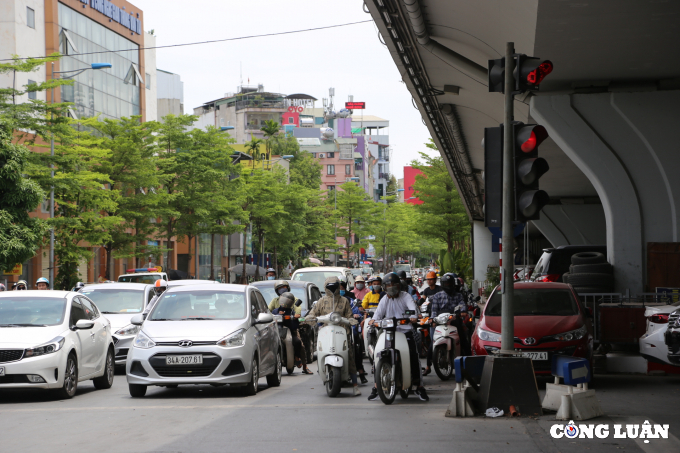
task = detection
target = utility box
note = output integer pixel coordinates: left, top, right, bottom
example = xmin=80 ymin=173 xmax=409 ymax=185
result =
xmin=599 ymin=303 xmax=646 ymax=344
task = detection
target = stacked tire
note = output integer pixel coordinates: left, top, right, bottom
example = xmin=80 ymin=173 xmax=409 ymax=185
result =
xmin=562 ymin=252 xmax=614 ymax=293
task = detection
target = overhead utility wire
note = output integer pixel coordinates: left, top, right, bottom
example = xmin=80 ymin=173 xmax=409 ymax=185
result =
xmin=0 ymin=20 xmax=373 ymax=62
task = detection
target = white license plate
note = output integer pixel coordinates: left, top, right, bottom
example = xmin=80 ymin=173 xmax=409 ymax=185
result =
xmin=0 ymin=367 xmax=4 ymax=376
xmin=520 ymin=352 xmax=548 ymax=361
xmin=165 ymin=355 xmax=202 ymax=365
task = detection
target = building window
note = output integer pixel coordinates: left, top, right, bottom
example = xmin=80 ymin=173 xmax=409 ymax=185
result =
xmin=327 ymin=164 xmax=335 ymax=175
xmin=345 ymin=164 xmax=352 ymax=175
xmin=327 ymin=185 xmax=335 ymax=191
xmin=339 ymin=144 xmax=353 ymax=159
xmin=145 ymin=73 xmax=150 ymax=90
xmin=27 ymin=80 xmax=36 ymax=100
xmin=27 ymin=7 xmax=35 ymax=29
xmin=288 ymin=117 xmax=294 ymax=124
xmin=327 ymin=152 xmax=335 ymax=158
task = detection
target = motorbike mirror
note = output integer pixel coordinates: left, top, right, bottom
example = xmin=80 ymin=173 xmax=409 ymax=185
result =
xmin=294 ymin=299 xmax=302 ymax=307
xmin=301 ymin=309 xmax=309 ymax=317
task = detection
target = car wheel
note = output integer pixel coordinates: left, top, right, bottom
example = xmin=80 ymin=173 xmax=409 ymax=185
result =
xmin=242 ymin=357 xmax=258 ymax=396
xmin=93 ymin=347 xmax=115 ymax=390
xmin=266 ymin=351 xmax=282 ymax=387
xmin=129 ymin=383 xmax=147 ymax=397
xmin=53 ymin=352 xmax=78 ymax=399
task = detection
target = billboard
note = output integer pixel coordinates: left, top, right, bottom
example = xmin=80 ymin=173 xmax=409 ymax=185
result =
xmin=403 ymin=166 xmax=424 ymax=205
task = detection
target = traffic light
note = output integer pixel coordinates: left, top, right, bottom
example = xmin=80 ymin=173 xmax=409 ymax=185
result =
xmin=483 ymin=126 xmax=503 ymax=227
xmin=514 ymin=54 xmax=553 ymax=93
xmin=488 ymin=58 xmax=505 ymax=93
xmin=513 ymin=123 xmax=550 ymax=221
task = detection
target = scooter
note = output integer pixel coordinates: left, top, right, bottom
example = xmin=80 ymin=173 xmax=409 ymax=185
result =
xmin=274 ymin=313 xmax=296 ymax=375
xmin=306 ymin=312 xmax=357 ymax=397
xmin=362 ymin=308 xmax=379 ymax=365
xmin=431 ymin=310 xmax=461 ymax=381
xmin=373 ymin=311 xmax=418 ymax=405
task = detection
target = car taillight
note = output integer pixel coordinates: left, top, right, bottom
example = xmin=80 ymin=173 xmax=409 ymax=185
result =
xmin=649 ymin=314 xmax=669 ymax=324
xmin=536 ymin=274 xmax=560 ymax=282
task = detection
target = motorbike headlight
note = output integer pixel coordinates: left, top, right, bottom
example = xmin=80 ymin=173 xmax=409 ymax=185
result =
xmin=329 ymin=313 xmax=342 ymax=325
xmin=217 ymin=329 xmax=246 ymax=348
xmin=133 ymin=330 xmax=156 ymax=349
xmin=545 ymin=325 xmax=587 ymax=342
xmin=436 ymin=314 xmax=449 ymax=324
xmin=478 ymin=328 xmax=501 ymax=343
xmin=24 ymin=336 xmax=65 ymax=358
xmin=381 ymin=319 xmax=394 ymax=328
xmin=115 ymin=324 xmax=141 ymax=337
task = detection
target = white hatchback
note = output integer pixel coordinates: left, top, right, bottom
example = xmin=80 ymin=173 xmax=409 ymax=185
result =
xmin=0 ymin=291 xmax=115 ymax=398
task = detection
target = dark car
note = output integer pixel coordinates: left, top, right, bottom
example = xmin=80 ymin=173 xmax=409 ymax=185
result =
xmin=250 ymin=280 xmax=323 ymax=363
xmin=530 ymin=245 xmax=606 ymax=282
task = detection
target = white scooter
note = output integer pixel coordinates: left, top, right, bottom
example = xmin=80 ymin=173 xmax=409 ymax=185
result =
xmin=431 ymin=311 xmax=461 ymax=381
xmin=372 ymin=311 xmax=418 ymax=405
xmin=307 ymin=312 xmax=357 ymax=397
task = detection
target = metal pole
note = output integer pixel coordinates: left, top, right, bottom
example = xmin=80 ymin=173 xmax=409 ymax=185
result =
xmin=501 ymin=42 xmax=515 ymax=354
xmin=334 ymin=184 xmax=337 ymax=266
xmin=49 ymin=62 xmax=55 ymax=289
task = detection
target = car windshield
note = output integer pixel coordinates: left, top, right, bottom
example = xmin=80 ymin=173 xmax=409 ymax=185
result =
xmin=149 ymin=290 xmax=246 ymax=321
xmin=293 ymin=271 xmax=343 ymax=288
xmin=118 ymin=274 xmax=160 ymax=284
xmin=0 ymin=297 xmax=67 ymax=326
xmin=350 ymin=269 xmax=363 ymax=276
xmin=486 ymin=289 xmax=579 ymax=316
xmin=258 ymin=286 xmax=307 ymax=305
xmin=79 ymin=289 xmax=145 ymax=313
xmin=393 ymin=264 xmax=411 ymax=274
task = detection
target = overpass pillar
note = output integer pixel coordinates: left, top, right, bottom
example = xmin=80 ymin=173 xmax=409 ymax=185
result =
xmin=531 ymin=91 xmax=680 ymax=294
xmin=473 ymin=221 xmax=498 ymax=287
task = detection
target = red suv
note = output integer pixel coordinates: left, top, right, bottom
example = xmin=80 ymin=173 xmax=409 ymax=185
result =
xmin=471 ymin=282 xmax=593 ymax=374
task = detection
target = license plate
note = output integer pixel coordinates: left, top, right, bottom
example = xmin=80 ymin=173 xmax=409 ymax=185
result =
xmin=520 ymin=351 xmax=548 ymax=361
xmin=0 ymin=367 xmax=4 ymax=376
xmin=165 ymin=355 xmax=202 ymax=365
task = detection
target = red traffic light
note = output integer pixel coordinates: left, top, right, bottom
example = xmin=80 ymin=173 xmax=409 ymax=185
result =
xmin=527 ymin=61 xmax=553 ymax=85
xmin=517 ymin=125 xmax=548 ymax=153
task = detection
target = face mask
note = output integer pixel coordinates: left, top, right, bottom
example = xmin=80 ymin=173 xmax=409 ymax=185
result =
xmin=340 ymin=290 xmax=346 ymax=296
xmin=267 ymin=276 xmax=275 ymax=280
xmin=386 ymin=285 xmax=400 ymax=297
xmin=276 ymin=287 xmax=288 ymax=296
xmin=356 ymin=283 xmax=364 ymax=290
xmin=373 ymin=285 xmax=382 ymax=292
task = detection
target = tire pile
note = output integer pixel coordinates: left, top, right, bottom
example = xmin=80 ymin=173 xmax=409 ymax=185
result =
xmin=562 ymin=251 xmax=614 ymax=293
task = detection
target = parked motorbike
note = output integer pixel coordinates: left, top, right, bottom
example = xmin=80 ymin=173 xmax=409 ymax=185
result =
xmin=274 ymin=313 xmax=296 ymax=375
xmin=373 ymin=311 xmax=418 ymax=405
xmin=431 ymin=311 xmax=461 ymax=381
xmin=363 ymin=308 xmax=379 ymax=365
xmin=306 ymin=312 xmax=358 ymax=397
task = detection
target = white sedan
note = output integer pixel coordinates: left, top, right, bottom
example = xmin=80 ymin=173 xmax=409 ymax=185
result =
xmin=640 ymin=300 xmax=680 ymax=367
xmin=0 ymin=291 xmax=115 ymax=398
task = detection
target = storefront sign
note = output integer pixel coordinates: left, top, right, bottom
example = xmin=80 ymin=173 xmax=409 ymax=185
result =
xmin=345 ymin=102 xmax=365 ymax=109
xmin=4 ymin=264 xmax=22 ymax=275
xmin=81 ymin=0 xmax=142 ymax=35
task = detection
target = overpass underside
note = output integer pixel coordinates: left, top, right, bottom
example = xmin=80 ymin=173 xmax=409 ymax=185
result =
xmin=366 ymin=0 xmax=680 ymax=293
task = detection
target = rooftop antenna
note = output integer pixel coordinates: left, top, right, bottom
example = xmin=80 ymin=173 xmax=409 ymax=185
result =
xmin=240 ymin=62 xmax=242 ymax=87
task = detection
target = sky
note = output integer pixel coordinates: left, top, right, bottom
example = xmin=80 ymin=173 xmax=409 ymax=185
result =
xmin=133 ymin=0 xmax=437 ymax=180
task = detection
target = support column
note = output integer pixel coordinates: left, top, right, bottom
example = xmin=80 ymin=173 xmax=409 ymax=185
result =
xmin=473 ymin=221 xmax=498 ymax=283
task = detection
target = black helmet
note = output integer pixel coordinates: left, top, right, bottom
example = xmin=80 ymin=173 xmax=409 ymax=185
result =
xmin=396 ymin=270 xmax=407 ymax=280
xmin=383 ymin=272 xmax=401 ymax=297
xmin=441 ymin=273 xmax=459 ymax=292
xmin=278 ymin=292 xmax=295 ymax=309
xmin=274 ymin=280 xmax=290 ymax=296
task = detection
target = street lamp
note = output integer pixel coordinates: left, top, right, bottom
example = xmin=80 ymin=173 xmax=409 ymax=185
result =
xmin=49 ymin=62 xmax=112 ymax=289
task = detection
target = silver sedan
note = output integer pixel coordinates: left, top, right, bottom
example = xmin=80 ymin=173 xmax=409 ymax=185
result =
xmin=126 ymin=284 xmax=282 ymax=397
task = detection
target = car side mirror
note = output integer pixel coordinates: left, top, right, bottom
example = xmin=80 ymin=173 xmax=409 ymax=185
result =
xmin=75 ymin=319 xmax=94 ymax=330
xmin=256 ymin=313 xmax=274 ymax=324
xmin=131 ymin=314 xmax=144 ymax=325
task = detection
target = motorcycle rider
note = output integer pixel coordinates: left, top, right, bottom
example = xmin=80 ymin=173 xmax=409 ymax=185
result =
xmin=368 ymin=272 xmax=429 ymax=402
xmin=424 ymin=273 xmax=469 ymax=375
xmin=272 ymin=292 xmax=312 ymax=375
xmin=15 ymin=280 xmax=28 ymax=291
xmin=419 ymin=271 xmax=442 ymax=305
xmin=267 ymin=281 xmax=302 ymax=315
xmin=362 ymin=276 xmax=385 ymax=310
xmin=143 ymin=279 xmax=168 ymax=314
xmin=397 ymin=271 xmax=420 ymax=303
xmin=352 ymin=275 xmax=370 ymax=302
xmin=36 ymin=277 xmax=50 ymax=290
xmin=265 ymin=268 xmax=277 ymax=280
xmin=343 ymin=280 xmax=368 ymax=383
xmin=306 ymin=276 xmax=362 ymax=396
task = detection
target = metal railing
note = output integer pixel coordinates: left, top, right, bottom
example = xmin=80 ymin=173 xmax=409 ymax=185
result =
xmin=235 ymin=99 xmax=286 ymax=111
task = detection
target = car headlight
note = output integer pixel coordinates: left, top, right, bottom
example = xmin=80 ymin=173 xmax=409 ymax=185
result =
xmin=381 ymin=319 xmax=394 ymax=328
xmin=217 ymin=329 xmax=246 ymax=348
xmin=478 ymin=328 xmax=501 ymax=343
xmin=24 ymin=337 xmax=65 ymax=358
xmin=115 ymin=324 xmax=141 ymax=336
xmin=545 ymin=325 xmax=587 ymax=342
xmin=133 ymin=330 xmax=156 ymax=349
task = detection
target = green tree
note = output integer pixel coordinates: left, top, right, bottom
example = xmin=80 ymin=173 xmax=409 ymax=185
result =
xmin=0 ymin=123 xmax=48 ymax=272
xmin=385 ymin=174 xmax=399 ymax=203
xmin=368 ymin=198 xmax=418 ymax=272
xmin=244 ymin=134 xmax=264 ymax=160
xmin=410 ymin=144 xmax=469 ymax=252
xmin=334 ymin=182 xmax=375 ymax=266
xmin=260 ymin=119 xmax=279 ymax=160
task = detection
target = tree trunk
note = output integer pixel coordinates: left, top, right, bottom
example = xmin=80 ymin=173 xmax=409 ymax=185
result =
xmin=104 ymin=244 xmax=113 ymax=280
xmin=383 ymin=243 xmax=387 ymax=273
xmin=209 ymin=233 xmax=215 ymax=280
xmin=254 ymin=229 xmax=261 ymax=281
xmin=273 ymin=244 xmax=278 ymax=278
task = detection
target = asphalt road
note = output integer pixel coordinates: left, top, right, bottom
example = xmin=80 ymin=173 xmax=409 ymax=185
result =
xmin=1 ymin=358 xmax=679 ymax=453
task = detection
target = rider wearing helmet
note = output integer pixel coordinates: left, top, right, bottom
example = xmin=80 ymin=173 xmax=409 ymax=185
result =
xmin=352 ymin=275 xmax=370 ymax=302
xmin=36 ymin=277 xmax=50 ymax=290
xmin=15 ymin=280 xmax=28 ymax=291
xmin=398 ymin=271 xmax=420 ymax=303
xmin=426 ymin=272 xmax=470 ymax=365
xmin=265 ymin=268 xmax=277 ymax=280
xmin=361 ymin=276 xmax=385 ymax=310
xmin=72 ymin=282 xmax=86 ymax=292
xmin=368 ymin=272 xmax=428 ymax=402
xmin=267 ymin=280 xmax=302 ymax=315
xmin=272 ymin=292 xmax=312 ymax=375
xmin=144 ymin=279 xmax=169 ymax=313
xmin=420 ymin=270 xmax=442 ymax=303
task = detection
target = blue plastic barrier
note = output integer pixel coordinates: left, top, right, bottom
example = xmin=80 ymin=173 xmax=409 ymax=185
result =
xmin=551 ymin=355 xmax=591 ymax=386
xmin=454 ymin=356 xmax=486 ymax=385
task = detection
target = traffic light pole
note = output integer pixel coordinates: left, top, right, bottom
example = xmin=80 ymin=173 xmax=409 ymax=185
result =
xmin=501 ymin=42 xmax=515 ymax=354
